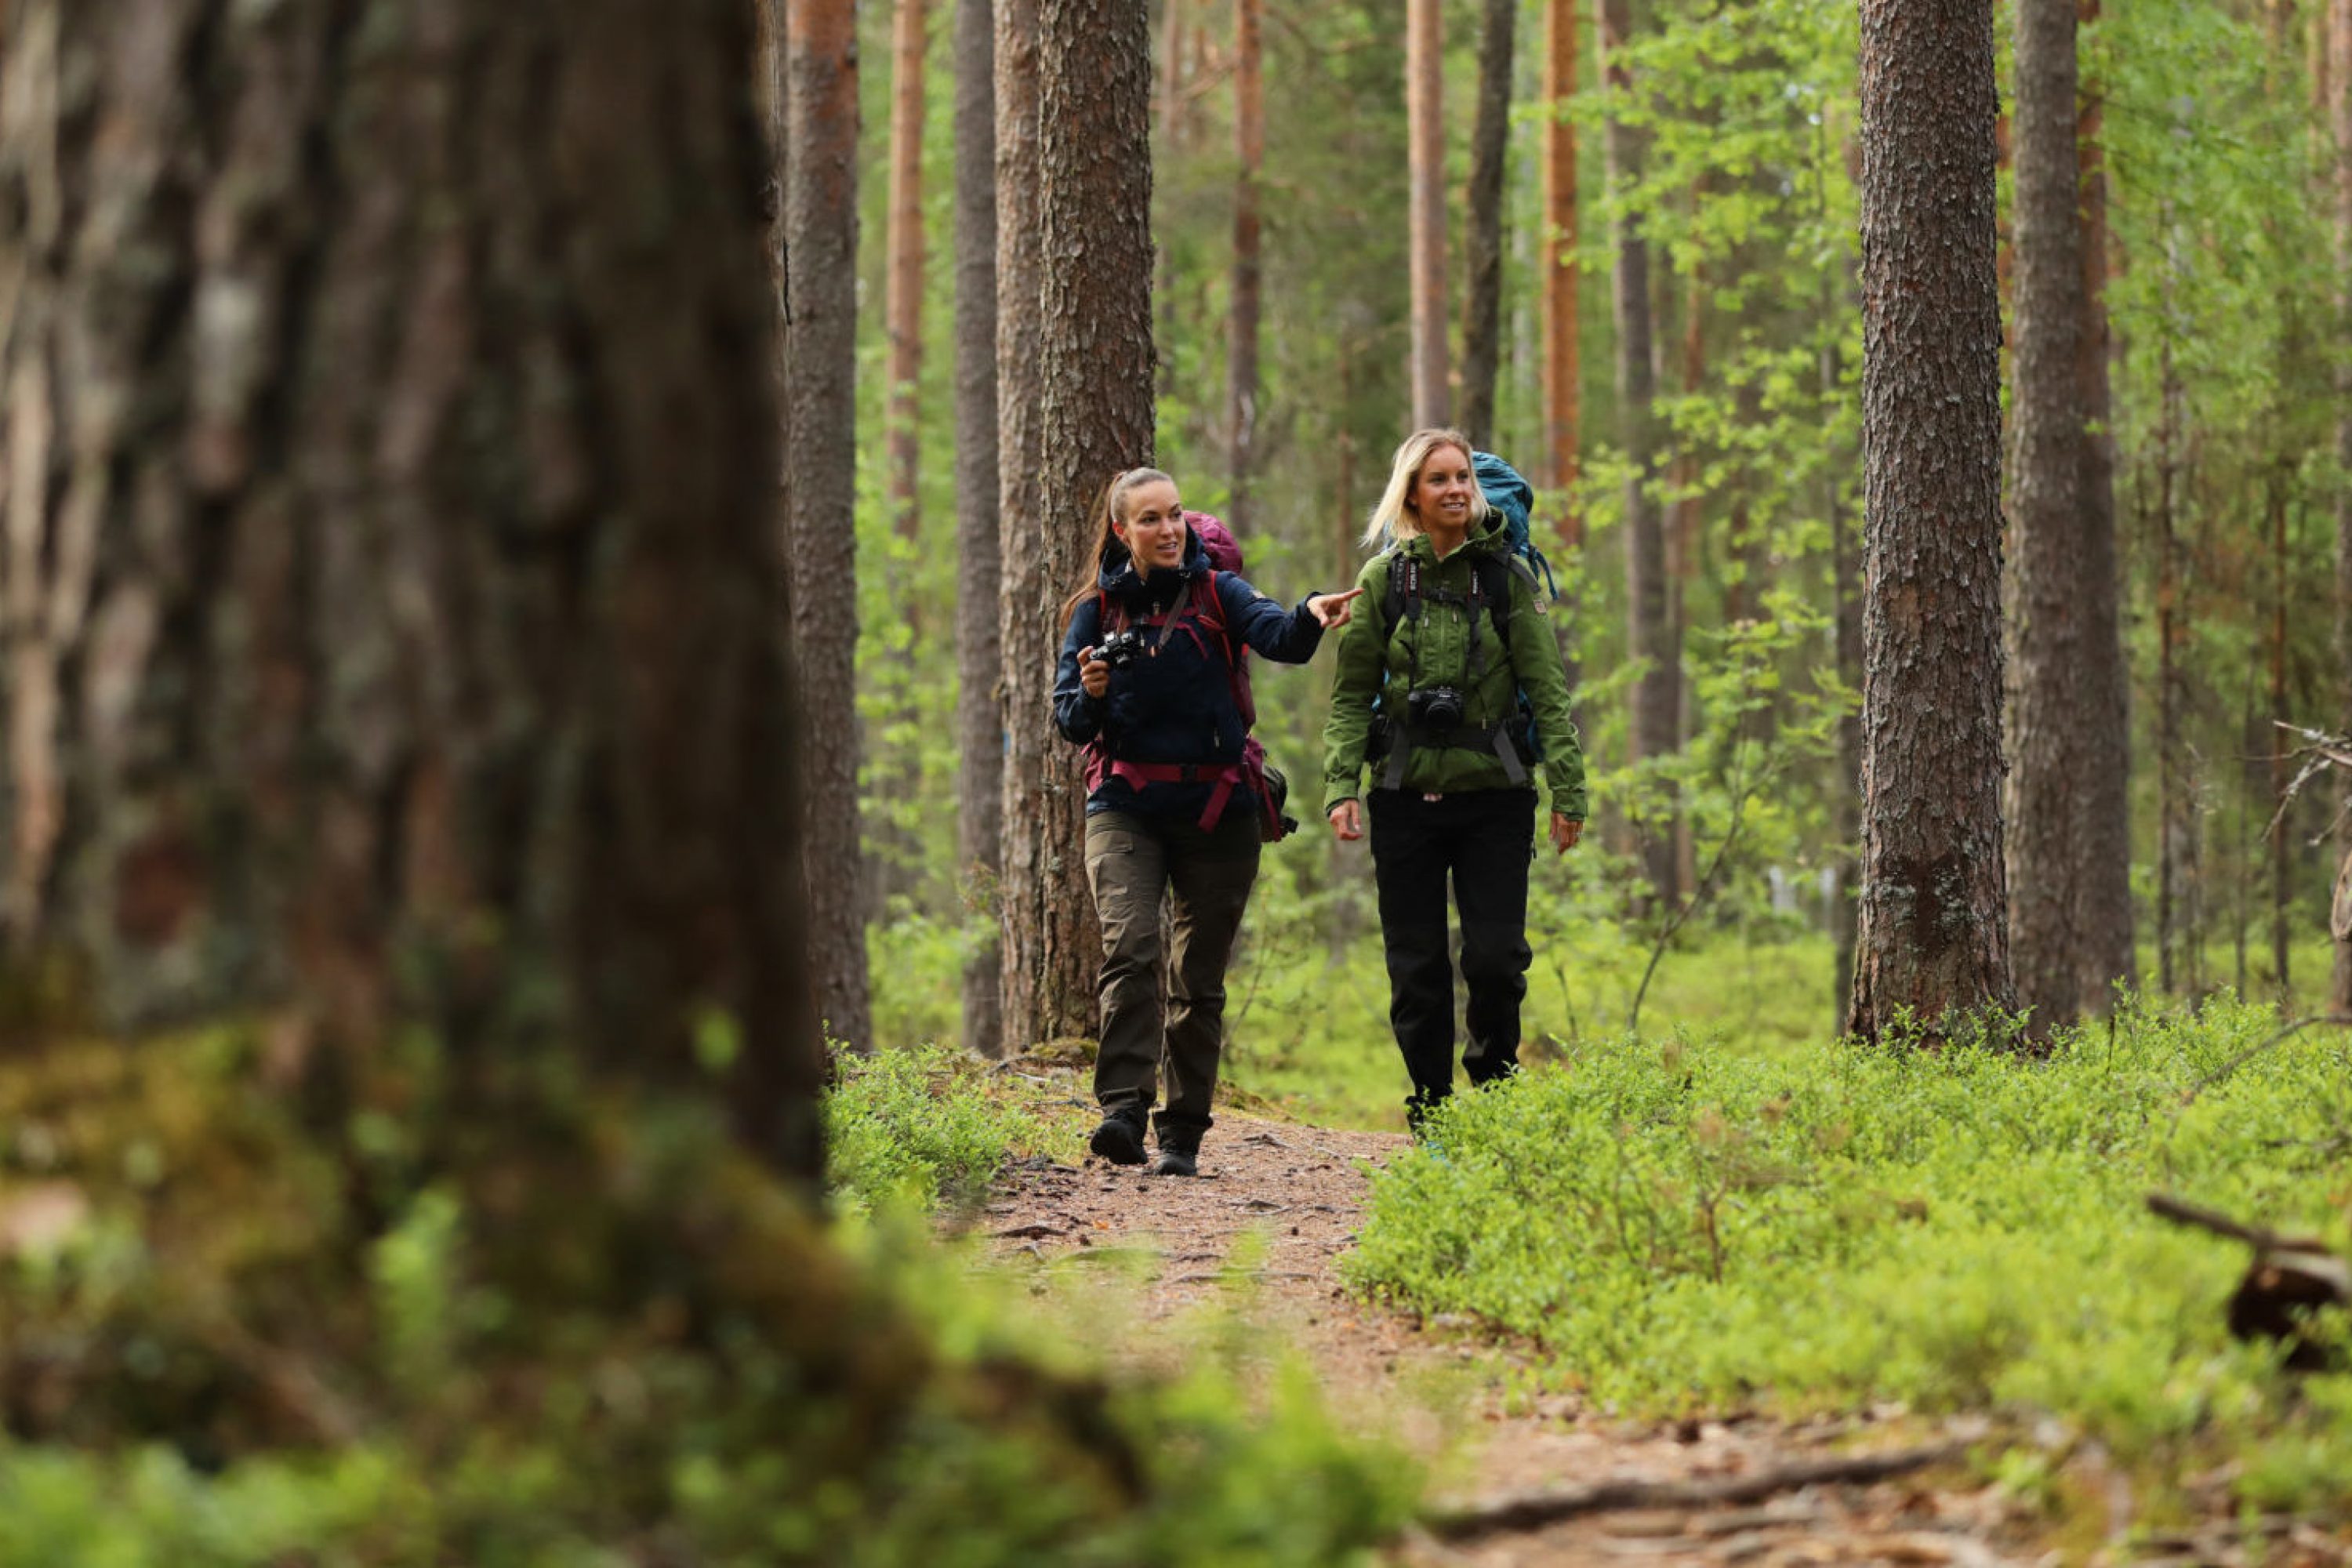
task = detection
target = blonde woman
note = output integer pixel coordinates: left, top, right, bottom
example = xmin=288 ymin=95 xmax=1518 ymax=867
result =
xmin=1320 ymin=430 xmax=1585 ymax=1134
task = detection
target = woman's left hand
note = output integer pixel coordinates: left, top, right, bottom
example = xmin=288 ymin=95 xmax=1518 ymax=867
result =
xmin=1306 ymin=587 xmax=1363 ymax=629
xmin=1550 ymin=812 xmax=1582 ymax=855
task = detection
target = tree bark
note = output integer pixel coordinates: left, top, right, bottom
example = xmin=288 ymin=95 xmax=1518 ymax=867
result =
xmin=2008 ymin=0 xmax=2128 ymax=1032
xmin=1003 ymin=0 xmax=1155 ymax=1051
xmin=0 ymin=0 xmax=820 ymax=1173
xmin=1229 ymin=0 xmax=1264 ymax=530
xmin=1543 ymin=0 xmax=1581 ymax=504
xmin=786 ymin=0 xmax=874 ymax=1051
xmin=886 ymin=0 xmax=928 ymax=546
xmin=1595 ymin=0 xmax=1677 ymax=906
xmin=2324 ymin=0 xmax=2343 ymax=1011
xmin=1407 ymin=0 xmax=1450 ymax=429
xmin=956 ymin=0 xmax=1005 ymax=1057
xmin=995 ymin=0 xmax=1077 ymax=1052
xmin=1849 ymin=0 xmax=2016 ymax=1044
xmin=2156 ymin=248 xmax=2189 ymax=997
xmin=1460 ymin=0 xmax=1516 ymax=452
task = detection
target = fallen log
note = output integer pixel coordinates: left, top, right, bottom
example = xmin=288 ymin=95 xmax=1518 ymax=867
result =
xmin=1424 ymin=1441 xmax=1967 ymax=1542
xmin=2147 ymin=1192 xmax=2350 ymax=1371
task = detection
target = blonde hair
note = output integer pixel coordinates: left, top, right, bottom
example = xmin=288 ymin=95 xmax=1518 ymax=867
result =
xmin=1361 ymin=429 xmax=1486 ymax=550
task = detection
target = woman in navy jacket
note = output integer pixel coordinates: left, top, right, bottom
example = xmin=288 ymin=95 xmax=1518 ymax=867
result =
xmin=1054 ymin=467 xmax=1359 ymax=1175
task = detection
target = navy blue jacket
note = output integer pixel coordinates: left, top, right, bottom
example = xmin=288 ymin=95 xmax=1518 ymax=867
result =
xmin=1054 ymin=528 xmax=1324 ymax=821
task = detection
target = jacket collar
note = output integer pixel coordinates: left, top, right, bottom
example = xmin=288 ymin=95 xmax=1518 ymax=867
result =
xmin=1099 ymin=525 xmax=1210 ymax=599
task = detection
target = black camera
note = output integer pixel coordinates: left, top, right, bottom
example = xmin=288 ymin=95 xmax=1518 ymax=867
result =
xmin=1097 ymin=628 xmax=1149 ymax=670
xmin=1406 ymin=684 xmax=1465 ymax=733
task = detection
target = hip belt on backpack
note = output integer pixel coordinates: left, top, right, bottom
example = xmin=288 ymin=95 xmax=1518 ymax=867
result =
xmin=1370 ymin=720 xmax=1529 ymax=791
xmin=1105 ymin=757 xmax=1250 ymax=833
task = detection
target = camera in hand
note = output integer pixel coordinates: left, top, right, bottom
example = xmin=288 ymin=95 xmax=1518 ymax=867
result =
xmin=1098 ymin=627 xmax=1149 ymax=670
xmin=1406 ymin=684 xmax=1465 ymax=733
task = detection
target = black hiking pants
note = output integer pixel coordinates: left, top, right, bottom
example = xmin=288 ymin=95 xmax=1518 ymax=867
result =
xmin=1367 ymin=786 xmax=1537 ymax=1117
xmin=1083 ymin=807 xmax=1262 ymax=1132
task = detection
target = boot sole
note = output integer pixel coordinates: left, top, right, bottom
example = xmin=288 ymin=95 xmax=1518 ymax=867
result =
xmin=1090 ymin=1120 xmax=1148 ymax=1166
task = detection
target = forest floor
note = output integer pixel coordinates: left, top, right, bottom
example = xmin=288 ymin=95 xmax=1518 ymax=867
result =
xmin=971 ymin=1105 xmax=2350 ymax=1568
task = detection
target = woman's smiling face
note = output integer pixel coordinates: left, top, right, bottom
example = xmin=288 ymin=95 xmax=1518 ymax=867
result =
xmin=1409 ymin=444 xmax=1475 ymax=534
xmin=1114 ymin=480 xmax=1186 ymax=576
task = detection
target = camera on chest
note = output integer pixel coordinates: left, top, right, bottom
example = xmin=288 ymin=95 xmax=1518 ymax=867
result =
xmin=1406 ymin=684 xmax=1465 ymax=733
xmin=1098 ymin=626 xmax=1151 ymax=670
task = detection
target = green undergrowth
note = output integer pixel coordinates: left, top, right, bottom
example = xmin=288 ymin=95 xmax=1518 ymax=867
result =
xmin=1348 ymin=993 xmax=2352 ymax=1517
xmin=826 ymin=1043 xmax=1083 ymax=1215
xmin=0 ymin=1029 xmax=1410 ymax=1565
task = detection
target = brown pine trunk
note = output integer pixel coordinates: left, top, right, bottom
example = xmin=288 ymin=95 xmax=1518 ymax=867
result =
xmin=1849 ymin=0 xmax=2016 ymax=1044
xmin=1408 ymin=0 xmax=1451 ymax=429
xmin=2072 ymin=0 xmax=2133 ymax=1014
xmin=1460 ymin=0 xmax=1516 ymax=451
xmin=887 ymin=0 xmax=928 ymax=546
xmin=0 ymin=0 xmax=819 ymax=1172
xmin=1543 ymin=0 xmax=1581 ymax=504
xmin=2331 ymin=0 xmax=2352 ymax=1011
xmin=1830 ymin=320 xmax=1863 ymax=1031
xmin=2155 ymin=281 xmax=2189 ymax=996
xmin=1156 ymin=0 xmax=1185 ymax=399
xmin=1596 ymin=0 xmax=1676 ymax=906
xmin=1004 ymin=0 xmax=1156 ymax=1051
xmin=1229 ymin=0 xmax=1265 ymax=530
xmin=994 ymin=0 xmax=1081 ymax=1051
xmin=786 ymin=0 xmax=875 ymax=1052
xmin=2008 ymin=0 xmax=2103 ymax=1032
xmin=956 ymin=0 xmax=1006 ymax=1057
xmin=2270 ymin=467 xmax=2293 ymax=999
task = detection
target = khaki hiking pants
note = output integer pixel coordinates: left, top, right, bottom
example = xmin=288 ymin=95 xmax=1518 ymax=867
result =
xmin=1082 ymin=807 xmax=1262 ymax=1131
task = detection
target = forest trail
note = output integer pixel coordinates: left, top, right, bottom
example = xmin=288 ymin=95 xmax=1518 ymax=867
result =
xmin=976 ymin=1109 xmax=2090 ymax=1568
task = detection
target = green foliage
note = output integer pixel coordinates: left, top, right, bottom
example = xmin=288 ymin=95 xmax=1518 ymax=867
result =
xmin=0 ymin=1031 xmax=1412 ymax=1564
xmin=1348 ymin=995 xmax=2352 ymax=1512
xmin=825 ymin=1044 xmax=1073 ymax=1215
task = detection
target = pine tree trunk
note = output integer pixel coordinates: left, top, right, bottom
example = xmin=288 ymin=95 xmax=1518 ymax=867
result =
xmin=1156 ymin=0 xmax=1186 ymax=401
xmin=786 ymin=0 xmax=874 ymax=1051
xmin=2156 ymin=282 xmax=2189 ymax=996
xmin=1849 ymin=0 xmax=2016 ymax=1044
xmin=1543 ymin=0 xmax=1581 ymax=503
xmin=0 ymin=0 xmax=821 ymax=1173
xmin=994 ymin=0 xmax=1086 ymax=1051
xmin=1460 ymin=0 xmax=1516 ymax=452
xmin=1596 ymin=0 xmax=1677 ymax=906
xmin=887 ymin=0 xmax=928 ymax=547
xmin=956 ymin=0 xmax=1006 ymax=1057
xmin=1229 ymin=0 xmax=1265 ymax=530
xmin=1407 ymin=0 xmax=1451 ymax=429
xmin=1003 ymin=0 xmax=1155 ymax=1051
xmin=2008 ymin=0 xmax=2102 ymax=1031
xmin=2071 ymin=0 xmax=2133 ymax=1014
xmin=2270 ymin=468 xmax=2293 ymax=998
xmin=2330 ymin=0 xmax=2352 ymax=1012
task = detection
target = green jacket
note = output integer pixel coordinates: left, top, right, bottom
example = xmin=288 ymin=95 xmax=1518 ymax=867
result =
xmin=1321 ymin=517 xmax=1588 ymax=817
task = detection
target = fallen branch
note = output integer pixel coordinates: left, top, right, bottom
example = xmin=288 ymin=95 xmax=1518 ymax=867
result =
xmin=2180 ymin=1014 xmax=2352 ymax=1104
xmin=1423 ymin=1441 xmax=1967 ymax=1542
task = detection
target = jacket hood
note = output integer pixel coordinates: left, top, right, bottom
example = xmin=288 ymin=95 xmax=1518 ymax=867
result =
xmin=1098 ymin=524 xmax=1211 ymax=597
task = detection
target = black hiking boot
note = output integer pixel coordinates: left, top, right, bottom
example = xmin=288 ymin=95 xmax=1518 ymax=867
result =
xmin=1089 ymin=1106 xmax=1149 ymax=1167
xmin=1149 ymin=1116 xmax=1204 ymax=1178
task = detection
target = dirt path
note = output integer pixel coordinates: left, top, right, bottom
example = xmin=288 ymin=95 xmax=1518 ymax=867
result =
xmin=971 ymin=1109 xmax=2273 ymax=1567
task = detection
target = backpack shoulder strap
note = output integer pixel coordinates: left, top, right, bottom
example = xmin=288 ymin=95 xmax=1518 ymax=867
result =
xmin=1477 ymin=554 xmax=1534 ymax=638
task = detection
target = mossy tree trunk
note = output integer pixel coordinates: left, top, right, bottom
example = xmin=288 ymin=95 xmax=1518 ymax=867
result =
xmin=0 ymin=0 xmax=820 ymax=1173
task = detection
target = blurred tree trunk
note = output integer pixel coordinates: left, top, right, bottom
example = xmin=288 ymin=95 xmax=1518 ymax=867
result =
xmin=956 ymin=0 xmax=1006 ymax=1057
xmin=0 ymin=0 xmax=820 ymax=1171
xmin=1156 ymin=0 xmax=1187 ymax=401
xmin=2156 ymin=252 xmax=2189 ymax=996
xmin=787 ymin=0 xmax=873 ymax=1051
xmin=1407 ymin=0 xmax=1450 ymax=428
xmin=1849 ymin=0 xmax=2016 ymax=1044
xmin=1229 ymin=0 xmax=1264 ymax=530
xmin=1595 ymin=0 xmax=1677 ymax=906
xmin=1543 ymin=0 xmax=1581 ymax=503
xmin=2009 ymin=0 xmax=2129 ymax=1031
xmin=2331 ymin=0 xmax=2352 ymax=1011
xmin=1459 ymin=0 xmax=1515 ymax=452
xmin=887 ymin=0 xmax=927 ymax=550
